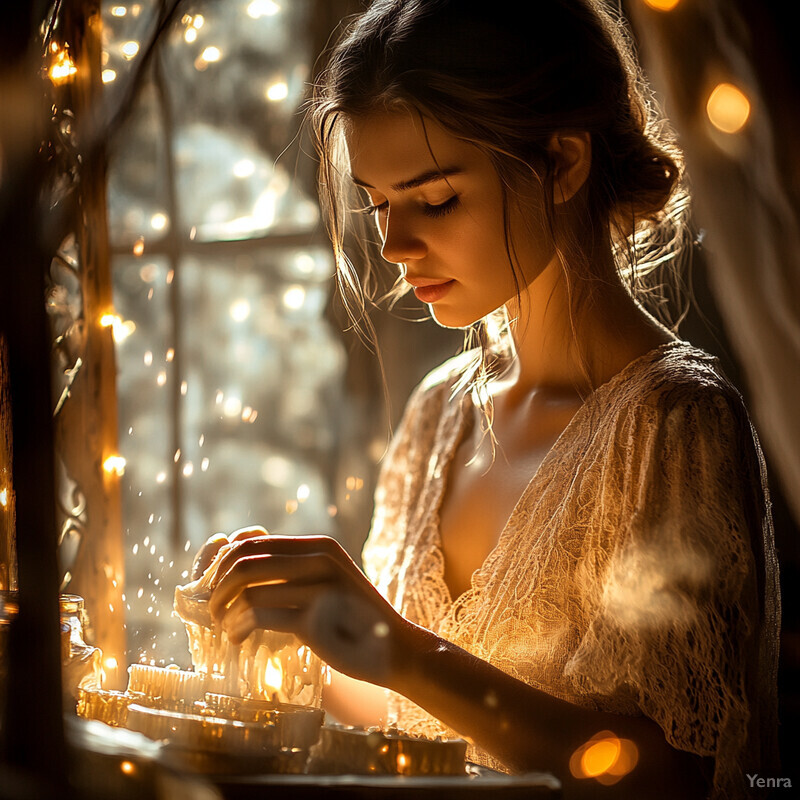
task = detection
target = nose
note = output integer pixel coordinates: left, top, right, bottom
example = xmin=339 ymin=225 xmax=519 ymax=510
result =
xmin=379 ymin=207 xmax=427 ymax=265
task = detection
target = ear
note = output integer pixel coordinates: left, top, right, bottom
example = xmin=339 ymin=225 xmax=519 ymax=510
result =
xmin=547 ymin=132 xmax=591 ymax=204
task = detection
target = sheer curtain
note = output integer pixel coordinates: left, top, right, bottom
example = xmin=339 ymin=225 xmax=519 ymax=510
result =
xmin=630 ymin=0 xmax=800 ymax=527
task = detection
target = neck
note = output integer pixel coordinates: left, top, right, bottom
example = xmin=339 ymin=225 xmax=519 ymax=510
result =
xmin=497 ymin=254 xmax=674 ymax=403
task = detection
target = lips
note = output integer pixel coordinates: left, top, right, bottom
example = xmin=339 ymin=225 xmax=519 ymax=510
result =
xmin=405 ymin=278 xmax=455 ymax=304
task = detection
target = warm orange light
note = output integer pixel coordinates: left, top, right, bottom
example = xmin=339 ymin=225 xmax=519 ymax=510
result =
xmin=120 ymin=760 xmax=135 ymax=775
xmin=263 ymin=657 xmax=283 ymax=692
xmin=103 ymin=455 xmax=127 ymax=476
xmin=100 ymin=313 xmax=136 ymax=342
xmin=48 ymin=49 xmax=77 ymax=84
xmin=642 ymin=0 xmax=681 ymax=11
xmin=707 ymin=82 xmax=751 ymax=134
xmin=569 ymin=731 xmax=639 ymax=783
xmin=581 ymin=738 xmax=621 ymax=777
xmin=396 ymin=753 xmax=410 ymax=773
xmin=0 ymin=488 xmax=8 ymax=508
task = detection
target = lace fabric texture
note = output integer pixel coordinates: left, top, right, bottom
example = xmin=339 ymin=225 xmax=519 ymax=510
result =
xmin=362 ymin=341 xmax=780 ymax=799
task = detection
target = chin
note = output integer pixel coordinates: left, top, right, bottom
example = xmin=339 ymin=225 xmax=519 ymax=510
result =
xmin=429 ymin=304 xmax=501 ymax=331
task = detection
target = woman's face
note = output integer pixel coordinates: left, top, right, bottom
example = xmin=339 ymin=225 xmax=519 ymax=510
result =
xmin=345 ymin=111 xmax=555 ymax=329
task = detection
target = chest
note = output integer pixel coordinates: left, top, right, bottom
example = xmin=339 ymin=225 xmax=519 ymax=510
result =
xmin=437 ymin=400 xmax=582 ymax=600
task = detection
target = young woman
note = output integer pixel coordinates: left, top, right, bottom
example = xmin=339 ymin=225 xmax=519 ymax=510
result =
xmin=194 ymin=1 xmax=780 ymax=797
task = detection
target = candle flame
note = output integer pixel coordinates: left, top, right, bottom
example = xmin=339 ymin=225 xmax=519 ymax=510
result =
xmin=263 ymin=657 xmax=283 ymax=693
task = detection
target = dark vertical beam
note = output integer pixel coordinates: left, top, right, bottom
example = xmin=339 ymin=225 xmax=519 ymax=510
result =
xmin=0 ymin=0 xmax=69 ymax=788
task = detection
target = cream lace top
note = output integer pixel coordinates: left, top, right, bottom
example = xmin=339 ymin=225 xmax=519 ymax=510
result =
xmin=362 ymin=341 xmax=780 ymax=799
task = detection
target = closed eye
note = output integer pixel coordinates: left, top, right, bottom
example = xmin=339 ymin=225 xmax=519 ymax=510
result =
xmin=357 ymin=195 xmax=460 ymax=219
xmin=422 ymin=195 xmax=460 ymax=218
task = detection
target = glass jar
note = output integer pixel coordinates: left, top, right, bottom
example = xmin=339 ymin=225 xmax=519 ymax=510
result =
xmin=60 ymin=593 xmax=103 ymax=708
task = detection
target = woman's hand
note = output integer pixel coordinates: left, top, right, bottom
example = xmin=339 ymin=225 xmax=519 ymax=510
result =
xmin=205 ymin=531 xmax=415 ymax=688
xmin=190 ymin=525 xmax=270 ymax=581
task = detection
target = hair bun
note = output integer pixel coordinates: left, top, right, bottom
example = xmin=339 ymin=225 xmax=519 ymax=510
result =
xmin=609 ymin=131 xmax=683 ymax=233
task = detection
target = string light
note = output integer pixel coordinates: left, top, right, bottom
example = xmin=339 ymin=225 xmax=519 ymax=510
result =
xmin=48 ymin=49 xmax=77 ymax=84
xmin=103 ymin=455 xmax=127 ymax=476
xmin=100 ymin=313 xmax=136 ymax=343
xmin=0 ymin=488 xmax=8 ymax=508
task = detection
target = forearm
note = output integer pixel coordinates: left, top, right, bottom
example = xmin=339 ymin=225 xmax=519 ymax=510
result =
xmin=389 ymin=622 xmax=711 ymax=798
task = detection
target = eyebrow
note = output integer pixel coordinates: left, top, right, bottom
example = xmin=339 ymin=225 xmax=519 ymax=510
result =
xmin=352 ymin=166 xmax=463 ymax=193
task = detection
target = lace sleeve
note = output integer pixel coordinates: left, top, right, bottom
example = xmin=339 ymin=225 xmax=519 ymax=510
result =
xmin=361 ymin=377 xmax=437 ymax=605
xmin=566 ymin=383 xmax=778 ymax=796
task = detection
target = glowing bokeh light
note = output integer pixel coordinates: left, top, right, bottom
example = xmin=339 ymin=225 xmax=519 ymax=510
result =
xmin=248 ymin=0 xmax=280 ymax=18
xmin=706 ymin=82 xmax=751 ymax=134
xmin=642 ymin=0 xmax=681 ymax=10
xmin=120 ymin=760 xmax=136 ymax=775
xmin=121 ymin=41 xmax=140 ymax=59
xmin=102 ymin=69 xmax=117 ymax=84
xmin=569 ymin=731 xmax=639 ymax=783
xmin=266 ymin=81 xmax=289 ymax=101
xmin=150 ymin=212 xmax=168 ymax=231
xmin=282 ymin=285 xmax=305 ymax=310
xmin=581 ymin=738 xmax=621 ymax=778
xmin=0 ymin=488 xmax=8 ymax=508
xmin=49 ymin=50 xmax=77 ymax=84
xmin=184 ymin=27 xmax=198 ymax=44
xmin=233 ymin=159 xmax=256 ymax=178
xmin=100 ymin=313 xmax=136 ymax=343
xmin=230 ymin=299 xmax=251 ymax=321
xmin=201 ymin=46 xmax=221 ymax=63
xmin=223 ymin=396 xmax=243 ymax=418
xmin=103 ymin=455 xmax=127 ymax=476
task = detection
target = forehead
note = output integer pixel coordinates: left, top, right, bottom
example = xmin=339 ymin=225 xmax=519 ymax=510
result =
xmin=344 ymin=110 xmax=481 ymax=188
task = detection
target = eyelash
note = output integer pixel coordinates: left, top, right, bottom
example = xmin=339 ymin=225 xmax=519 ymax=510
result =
xmin=359 ymin=195 xmax=460 ymax=219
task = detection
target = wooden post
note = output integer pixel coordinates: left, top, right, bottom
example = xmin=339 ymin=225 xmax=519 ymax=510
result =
xmin=53 ymin=1 xmax=127 ymax=688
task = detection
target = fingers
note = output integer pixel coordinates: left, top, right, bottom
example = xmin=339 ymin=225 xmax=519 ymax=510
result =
xmin=229 ymin=525 xmax=269 ymax=543
xmin=210 ymin=536 xmax=349 ymax=593
xmin=191 ymin=532 xmax=229 ymax=581
xmin=209 ymin=552 xmax=338 ymax=622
